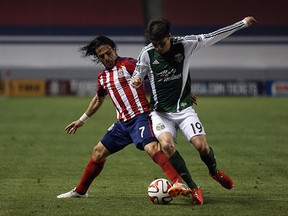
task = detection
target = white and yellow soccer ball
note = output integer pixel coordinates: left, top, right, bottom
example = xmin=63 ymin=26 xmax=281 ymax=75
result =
xmin=147 ymin=178 xmax=173 ymax=204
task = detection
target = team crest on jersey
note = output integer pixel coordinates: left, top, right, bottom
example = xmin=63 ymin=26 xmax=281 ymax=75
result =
xmin=117 ymin=69 xmax=124 ymax=77
xmin=174 ymin=53 xmax=184 ymax=63
xmin=156 ymin=123 xmax=165 ymax=131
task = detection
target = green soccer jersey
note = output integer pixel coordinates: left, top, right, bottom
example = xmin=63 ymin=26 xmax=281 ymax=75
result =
xmin=146 ymin=42 xmax=192 ymax=112
xmin=133 ymin=19 xmax=248 ymax=112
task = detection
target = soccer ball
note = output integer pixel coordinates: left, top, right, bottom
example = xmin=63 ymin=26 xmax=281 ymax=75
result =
xmin=147 ymin=178 xmax=173 ymax=204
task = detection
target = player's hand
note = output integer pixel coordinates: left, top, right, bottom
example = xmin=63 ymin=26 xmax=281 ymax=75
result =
xmin=191 ymin=93 xmax=197 ymax=106
xmin=131 ymin=77 xmax=143 ymax=88
xmin=244 ymin=16 xmax=257 ymax=26
xmin=65 ymin=120 xmax=84 ymax=134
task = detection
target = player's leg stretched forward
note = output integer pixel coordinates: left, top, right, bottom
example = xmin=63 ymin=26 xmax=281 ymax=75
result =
xmin=157 ymin=132 xmax=204 ymax=205
xmin=57 ymin=142 xmax=109 ymax=198
xmin=150 ymin=111 xmax=203 ymax=204
xmin=133 ymin=113 xmax=191 ymax=198
xmin=144 ymin=141 xmax=190 ymax=198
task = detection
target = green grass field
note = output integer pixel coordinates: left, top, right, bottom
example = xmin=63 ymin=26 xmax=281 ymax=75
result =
xmin=0 ymin=96 xmax=287 ymax=216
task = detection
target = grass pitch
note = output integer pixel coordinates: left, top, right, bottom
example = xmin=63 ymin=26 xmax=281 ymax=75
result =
xmin=0 ymin=96 xmax=288 ymax=216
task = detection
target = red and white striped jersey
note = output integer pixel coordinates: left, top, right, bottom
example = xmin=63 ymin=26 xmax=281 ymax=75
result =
xmin=97 ymin=57 xmax=150 ymax=122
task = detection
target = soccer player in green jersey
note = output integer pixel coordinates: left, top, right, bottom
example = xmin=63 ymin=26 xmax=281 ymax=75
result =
xmin=131 ymin=16 xmax=257 ymax=204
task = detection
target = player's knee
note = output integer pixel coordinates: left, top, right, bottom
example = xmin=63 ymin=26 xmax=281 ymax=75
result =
xmin=159 ymin=134 xmax=173 ymax=146
xmin=161 ymin=142 xmax=176 ymax=156
xmin=144 ymin=141 xmax=160 ymax=155
xmin=157 ymin=133 xmax=176 ymax=155
xmin=162 ymin=143 xmax=175 ymax=151
xmin=198 ymin=144 xmax=210 ymax=154
xmin=91 ymin=142 xmax=108 ymax=161
xmin=191 ymin=136 xmax=209 ymax=154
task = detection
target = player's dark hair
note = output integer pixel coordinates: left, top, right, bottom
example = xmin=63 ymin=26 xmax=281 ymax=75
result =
xmin=80 ymin=35 xmax=116 ymax=63
xmin=145 ymin=18 xmax=171 ymax=42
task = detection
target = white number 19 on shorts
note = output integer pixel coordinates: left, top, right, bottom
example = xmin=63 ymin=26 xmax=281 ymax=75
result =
xmin=191 ymin=122 xmax=203 ymax=135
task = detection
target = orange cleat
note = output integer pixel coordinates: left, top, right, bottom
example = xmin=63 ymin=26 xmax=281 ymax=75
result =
xmin=168 ymin=183 xmax=191 ymax=198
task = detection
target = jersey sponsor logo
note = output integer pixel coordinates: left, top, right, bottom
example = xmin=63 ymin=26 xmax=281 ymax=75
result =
xmin=156 ymin=123 xmax=165 ymax=131
xmin=163 ymin=74 xmax=181 ymax=82
xmin=174 ymin=53 xmax=184 ymax=63
xmin=157 ymin=68 xmax=181 ymax=82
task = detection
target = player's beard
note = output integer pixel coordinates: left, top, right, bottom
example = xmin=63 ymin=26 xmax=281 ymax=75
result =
xmin=104 ymin=60 xmax=115 ymax=69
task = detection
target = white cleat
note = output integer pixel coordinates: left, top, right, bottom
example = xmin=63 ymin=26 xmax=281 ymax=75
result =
xmin=57 ymin=187 xmax=88 ymax=199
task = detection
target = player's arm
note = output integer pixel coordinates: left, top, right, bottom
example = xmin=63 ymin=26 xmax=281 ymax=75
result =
xmin=84 ymin=94 xmax=105 ymax=117
xmin=131 ymin=63 xmax=145 ymax=88
xmin=64 ymin=95 xmax=105 ymax=134
xmin=203 ymin=16 xmax=256 ymax=45
xmin=190 ymin=16 xmax=256 ymax=51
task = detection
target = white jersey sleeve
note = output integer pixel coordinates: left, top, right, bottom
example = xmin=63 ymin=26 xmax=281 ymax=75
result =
xmin=132 ymin=44 xmax=153 ymax=80
xmin=182 ymin=19 xmax=249 ymax=55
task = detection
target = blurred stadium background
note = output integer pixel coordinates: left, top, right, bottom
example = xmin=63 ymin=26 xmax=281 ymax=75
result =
xmin=0 ymin=0 xmax=287 ymax=97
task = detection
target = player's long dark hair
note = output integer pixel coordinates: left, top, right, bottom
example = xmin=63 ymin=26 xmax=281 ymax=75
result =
xmin=80 ymin=35 xmax=117 ymax=63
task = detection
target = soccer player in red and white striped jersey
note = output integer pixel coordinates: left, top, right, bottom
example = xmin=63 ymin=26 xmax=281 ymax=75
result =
xmin=57 ymin=36 xmax=190 ymax=199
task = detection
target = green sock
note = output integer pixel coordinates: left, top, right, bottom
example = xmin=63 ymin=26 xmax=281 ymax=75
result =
xmin=169 ymin=150 xmax=198 ymax=189
xmin=200 ymin=146 xmax=217 ymax=176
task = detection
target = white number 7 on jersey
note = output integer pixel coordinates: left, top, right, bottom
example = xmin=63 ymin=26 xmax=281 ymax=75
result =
xmin=139 ymin=126 xmax=145 ymax=138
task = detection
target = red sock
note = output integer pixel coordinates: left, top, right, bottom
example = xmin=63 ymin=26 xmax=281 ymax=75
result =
xmin=75 ymin=157 xmax=106 ymax=195
xmin=152 ymin=150 xmax=183 ymax=184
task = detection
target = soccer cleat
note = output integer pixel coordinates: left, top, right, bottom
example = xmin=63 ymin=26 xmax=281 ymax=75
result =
xmin=210 ymin=170 xmax=234 ymax=189
xmin=57 ymin=187 xmax=88 ymax=199
xmin=168 ymin=183 xmax=192 ymax=198
xmin=191 ymin=188 xmax=203 ymax=205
